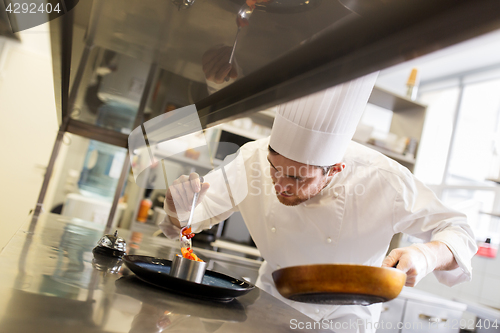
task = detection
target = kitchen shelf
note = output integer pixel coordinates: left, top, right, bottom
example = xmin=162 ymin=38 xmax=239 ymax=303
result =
xmin=245 ymin=86 xmax=427 ymax=127
xmin=353 ymin=140 xmax=416 ymax=165
xmin=365 ymin=86 xmax=426 ymax=173
xmin=368 ymin=86 xmax=426 ymax=111
xmin=236 ymin=86 xmax=425 ymax=172
xmin=153 ymin=149 xmax=220 ymax=170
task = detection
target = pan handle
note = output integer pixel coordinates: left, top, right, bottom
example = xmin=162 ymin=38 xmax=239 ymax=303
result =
xmin=419 ymin=314 xmax=448 ymax=323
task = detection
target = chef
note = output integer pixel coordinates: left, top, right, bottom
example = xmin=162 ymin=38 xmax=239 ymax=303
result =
xmin=160 ymin=73 xmax=477 ymax=332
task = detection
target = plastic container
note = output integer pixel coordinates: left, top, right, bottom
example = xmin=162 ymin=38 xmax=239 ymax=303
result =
xmin=476 ymin=238 xmax=498 ymax=258
xmin=136 ymin=198 xmax=152 ymax=223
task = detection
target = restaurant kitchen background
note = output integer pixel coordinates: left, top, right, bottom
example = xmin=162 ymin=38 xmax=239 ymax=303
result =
xmin=1 ymin=1 xmax=500 ymax=331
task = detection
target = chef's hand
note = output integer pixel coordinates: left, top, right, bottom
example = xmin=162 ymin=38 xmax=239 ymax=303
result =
xmin=382 ymin=243 xmax=438 ymax=287
xmin=164 ymin=172 xmax=210 ymax=228
xmin=202 ymin=45 xmax=238 ymax=84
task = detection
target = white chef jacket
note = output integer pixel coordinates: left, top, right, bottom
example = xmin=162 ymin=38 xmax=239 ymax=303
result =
xmin=160 ymin=137 xmax=477 ymax=333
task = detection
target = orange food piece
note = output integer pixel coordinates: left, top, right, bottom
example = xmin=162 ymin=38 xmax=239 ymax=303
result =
xmin=181 ymin=247 xmax=204 ymax=262
xmin=181 ymin=227 xmax=192 ymax=236
xmin=246 ymin=0 xmax=271 ymax=10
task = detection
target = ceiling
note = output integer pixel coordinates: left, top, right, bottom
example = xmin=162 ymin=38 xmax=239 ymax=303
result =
xmin=377 ymin=28 xmax=500 ymax=95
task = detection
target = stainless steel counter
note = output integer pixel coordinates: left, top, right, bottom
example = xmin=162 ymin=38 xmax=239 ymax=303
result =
xmin=0 ymin=213 xmax=312 ymax=332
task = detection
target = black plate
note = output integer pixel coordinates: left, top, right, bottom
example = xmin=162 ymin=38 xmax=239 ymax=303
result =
xmin=122 ymin=255 xmax=255 ymax=301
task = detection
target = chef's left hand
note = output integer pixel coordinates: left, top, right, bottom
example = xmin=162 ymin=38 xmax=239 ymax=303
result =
xmin=382 ymin=243 xmax=438 ymax=287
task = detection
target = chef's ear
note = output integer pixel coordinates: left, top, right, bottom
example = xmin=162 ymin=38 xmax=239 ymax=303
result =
xmin=328 ymin=163 xmax=345 ymax=176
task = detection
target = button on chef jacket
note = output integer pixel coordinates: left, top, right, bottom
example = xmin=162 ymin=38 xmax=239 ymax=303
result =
xmin=161 ymin=137 xmax=477 ymax=333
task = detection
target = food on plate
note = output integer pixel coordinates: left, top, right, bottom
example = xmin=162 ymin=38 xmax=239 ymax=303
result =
xmin=181 ymin=247 xmax=204 ymax=262
xmin=180 ymin=226 xmax=203 ymax=262
xmin=181 ymin=227 xmax=195 ymax=239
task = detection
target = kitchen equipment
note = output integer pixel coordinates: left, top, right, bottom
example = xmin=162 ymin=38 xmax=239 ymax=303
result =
xmin=123 ymin=255 xmax=255 ymax=301
xmin=92 ymin=230 xmax=127 ymax=257
xmin=476 ymin=238 xmax=498 ymax=258
xmin=180 ymin=176 xmax=204 ymax=250
xmin=229 ymin=4 xmax=253 ymax=64
xmin=61 ymin=193 xmax=126 ymax=228
xmin=272 ymin=264 xmax=406 ymax=305
xmin=78 ymin=139 xmax=128 ymax=199
xmin=228 ymin=29 xmax=239 ymax=66
xmin=170 ymin=254 xmax=207 ymax=283
xmin=185 ymin=176 xmax=204 ymax=229
xmin=223 ymin=4 xmax=253 ymax=81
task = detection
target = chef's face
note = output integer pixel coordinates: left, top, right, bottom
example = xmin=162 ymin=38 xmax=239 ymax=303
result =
xmin=267 ymin=152 xmax=343 ymax=206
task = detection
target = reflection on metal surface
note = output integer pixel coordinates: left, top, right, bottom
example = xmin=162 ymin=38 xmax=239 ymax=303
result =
xmin=231 ymin=0 xmax=323 ymax=13
xmin=228 ymin=4 xmax=253 ymax=67
xmin=0 ymin=213 xmax=307 ymax=332
xmin=52 ymin=223 xmax=102 ymax=288
xmin=0 ymin=289 xmax=98 ymax=332
xmin=47 ymin=0 xmax=500 ymax=137
xmin=105 ymin=62 xmax=159 ymax=231
xmin=115 ymin=275 xmax=248 ymax=322
xmin=338 ymin=0 xmax=394 ymax=16
xmin=92 ymin=252 xmax=124 ymax=274
xmin=172 ymin=0 xmax=196 ymax=11
xmin=95 ymin=230 xmax=127 ymax=254
xmin=87 ymin=0 xmax=349 ymax=82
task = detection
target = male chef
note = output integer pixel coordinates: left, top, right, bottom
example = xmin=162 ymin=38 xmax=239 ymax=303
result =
xmin=160 ymin=72 xmax=477 ymax=332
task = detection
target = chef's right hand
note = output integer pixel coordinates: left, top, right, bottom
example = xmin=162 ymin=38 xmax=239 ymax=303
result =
xmin=382 ymin=243 xmax=437 ymax=287
xmin=165 ymin=173 xmax=210 ymax=220
xmin=202 ymin=46 xmax=238 ymax=84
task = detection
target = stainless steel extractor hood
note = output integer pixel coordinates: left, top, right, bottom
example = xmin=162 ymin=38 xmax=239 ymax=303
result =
xmin=50 ymin=0 xmax=500 ymax=145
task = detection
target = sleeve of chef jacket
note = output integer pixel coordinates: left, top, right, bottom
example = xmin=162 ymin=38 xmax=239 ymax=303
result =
xmin=159 ymin=146 xmax=248 ymax=239
xmin=390 ymin=167 xmax=478 ymax=286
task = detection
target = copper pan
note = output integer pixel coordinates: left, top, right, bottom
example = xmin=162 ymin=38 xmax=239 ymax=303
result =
xmin=272 ymin=264 xmax=406 ymax=306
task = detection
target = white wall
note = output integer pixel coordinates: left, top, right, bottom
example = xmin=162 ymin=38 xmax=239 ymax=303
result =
xmin=0 ymin=24 xmax=58 ymax=252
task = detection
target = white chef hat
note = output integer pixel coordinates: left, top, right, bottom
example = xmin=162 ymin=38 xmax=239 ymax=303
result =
xmin=269 ymin=72 xmax=378 ymax=166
